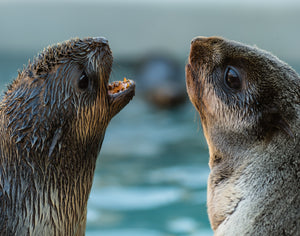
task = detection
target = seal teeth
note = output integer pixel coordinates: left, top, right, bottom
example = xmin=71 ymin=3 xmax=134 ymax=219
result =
xmin=108 ymin=77 xmax=133 ymax=95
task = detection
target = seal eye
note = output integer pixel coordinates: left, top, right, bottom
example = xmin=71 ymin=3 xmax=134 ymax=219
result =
xmin=224 ymin=66 xmax=242 ymax=90
xmin=78 ymin=71 xmax=89 ymax=90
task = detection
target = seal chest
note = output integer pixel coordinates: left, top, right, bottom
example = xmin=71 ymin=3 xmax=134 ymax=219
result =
xmin=186 ymin=36 xmax=300 ymax=235
xmin=0 ymin=37 xmax=135 ymax=235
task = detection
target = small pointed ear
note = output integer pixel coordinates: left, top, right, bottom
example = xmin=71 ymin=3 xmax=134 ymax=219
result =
xmin=261 ymin=106 xmax=294 ymax=140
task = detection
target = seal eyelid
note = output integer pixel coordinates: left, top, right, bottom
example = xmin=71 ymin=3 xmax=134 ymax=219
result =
xmin=224 ymin=66 xmax=242 ymax=91
xmin=78 ymin=70 xmax=89 ymax=90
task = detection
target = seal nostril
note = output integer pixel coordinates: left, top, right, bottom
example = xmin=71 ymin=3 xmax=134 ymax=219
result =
xmin=191 ymin=36 xmax=208 ymax=45
xmin=93 ymin=37 xmax=108 ymax=45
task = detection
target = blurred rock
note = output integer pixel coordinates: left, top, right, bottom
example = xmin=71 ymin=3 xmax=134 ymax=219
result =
xmin=136 ymin=54 xmax=187 ymax=109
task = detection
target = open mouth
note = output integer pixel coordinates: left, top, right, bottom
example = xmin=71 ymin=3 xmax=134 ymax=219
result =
xmin=108 ymin=77 xmax=135 ymax=97
xmin=107 ymin=77 xmax=135 ymax=117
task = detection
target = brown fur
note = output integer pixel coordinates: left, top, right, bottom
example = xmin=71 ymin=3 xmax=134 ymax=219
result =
xmin=186 ymin=36 xmax=300 ymax=235
xmin=0 ymin=37 xmax=135 ymax=235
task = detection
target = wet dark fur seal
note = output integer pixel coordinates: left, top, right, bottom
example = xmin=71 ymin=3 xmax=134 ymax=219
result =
xmin=186 ymin=36 xmax=299 ymax=235
xmin=0 ymin=37 xmax=135 ymax=235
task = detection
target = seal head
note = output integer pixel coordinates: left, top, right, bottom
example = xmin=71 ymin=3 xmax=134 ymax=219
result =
xmin=0 ymin=37 xmax=135 ymax=235
xmin=186 ymin=36 xmax=300 ymax=235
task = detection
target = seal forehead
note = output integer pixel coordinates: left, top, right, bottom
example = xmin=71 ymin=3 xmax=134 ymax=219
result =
xmin=92 ymin=37 xmax=108 ymax=44
xmin=189 ymin=36 xmax=224 ymax=66
xmin=190 ymin=36 xmax=271 ymax=67
xmin=29 ymin=37 xmax=111 ymax=75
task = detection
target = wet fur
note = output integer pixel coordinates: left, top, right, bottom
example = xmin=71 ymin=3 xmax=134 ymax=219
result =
xmin=186 ymin=37 xmax=300 ymax=235
xmin=0 ymin=38 xmax=133 ymax=235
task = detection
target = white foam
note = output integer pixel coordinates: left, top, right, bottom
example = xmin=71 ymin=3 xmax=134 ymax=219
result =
xmin=88 ymin=186 xmax=183 ymax=210
xmin=86 ymin=228 xmax=164 ymax=236
xmin=147 ymin=166 xmax=209 ymax=189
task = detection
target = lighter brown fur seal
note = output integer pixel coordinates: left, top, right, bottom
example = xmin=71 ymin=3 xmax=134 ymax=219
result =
xmin=186 ymin=36 xmax=300 ymax=235
xmin=0 ymin=37 xmax=135 ymax=235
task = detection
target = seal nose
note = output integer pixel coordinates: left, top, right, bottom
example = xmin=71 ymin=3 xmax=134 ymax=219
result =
xmin=191 ymin=36 xmax=208 ymax=45
xmin=93 ymin=37 xmax=109 ymax=45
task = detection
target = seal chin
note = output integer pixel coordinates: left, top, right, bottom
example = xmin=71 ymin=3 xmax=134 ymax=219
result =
xmin=107 ymin=78 xmax=135 ymax=118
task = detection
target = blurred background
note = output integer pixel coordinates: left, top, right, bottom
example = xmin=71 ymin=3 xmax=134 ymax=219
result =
xmin=0 ymin=0 xmax=300 ymax=235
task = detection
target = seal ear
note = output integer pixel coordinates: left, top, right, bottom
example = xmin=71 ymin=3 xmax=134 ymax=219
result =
xmin=261 ymin=106 xmax=294 ymax=140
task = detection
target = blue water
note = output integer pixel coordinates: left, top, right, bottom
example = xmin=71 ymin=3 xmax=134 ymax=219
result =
xmin=0 ymin=53 xmax=212 ymax=235
xmin=88 ymin=99 xmax=212 ymax=235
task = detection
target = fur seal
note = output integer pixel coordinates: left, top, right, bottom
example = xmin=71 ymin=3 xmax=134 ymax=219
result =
xmin=186 ymin=36 xmax=299 ymax=235
xmin=0 ymin=37 xmax=135 ymax=235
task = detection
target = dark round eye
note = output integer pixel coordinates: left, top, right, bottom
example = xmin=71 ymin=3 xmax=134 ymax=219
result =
xmin=78 ymin=71 xmax=89 ymax=90
xmin=224 ymin=66 xmax=242 ymax=90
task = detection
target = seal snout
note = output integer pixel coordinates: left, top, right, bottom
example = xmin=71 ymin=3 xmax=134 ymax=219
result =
xmin=191 ymin=36 xmax=208 ymax=45
xmin=92 ymin=37 xmax=108 ymax=45
xmin=188 ymin=36 xmax=224 ymax=70
xmin=191 ymin=36 xmax=223 ymax=46
xmin=83 ymin=36 xmax=135 ymax=118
